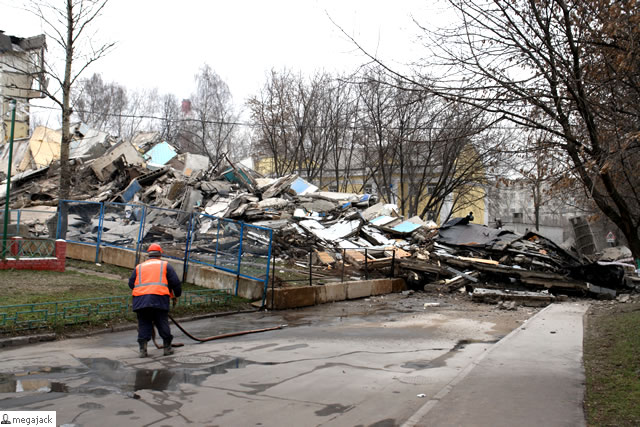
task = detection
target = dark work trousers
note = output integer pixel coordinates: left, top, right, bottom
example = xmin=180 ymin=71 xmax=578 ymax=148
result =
xmin=136 ymin=307 xmax=172 ymax=344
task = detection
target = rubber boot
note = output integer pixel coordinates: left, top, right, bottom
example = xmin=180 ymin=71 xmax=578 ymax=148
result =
xmin=163 ymin=340 xmax=174 ymax=356
xmin=138 ymin=341 xmax=148 ymax=358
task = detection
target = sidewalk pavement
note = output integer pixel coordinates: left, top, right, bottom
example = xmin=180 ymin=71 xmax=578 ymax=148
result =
xmin=403 ymin=302 xmax=588 ymax=427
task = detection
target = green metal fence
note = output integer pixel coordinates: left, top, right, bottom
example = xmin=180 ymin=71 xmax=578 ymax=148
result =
xmin=1 ymin=238 xmax=57 ymax=260
xmin=15 ymin=239 xmax=55 ymax=258
xmin=0 ymin=289 xmax=232 ymax=331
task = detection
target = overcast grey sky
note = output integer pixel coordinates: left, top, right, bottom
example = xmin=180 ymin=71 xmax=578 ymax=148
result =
xmin=2 ymin=0 xmax=445 ymax=123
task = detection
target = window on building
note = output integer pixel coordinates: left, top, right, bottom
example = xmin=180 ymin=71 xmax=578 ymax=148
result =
xmin=513 ymin=212 xmax=523 ymax=223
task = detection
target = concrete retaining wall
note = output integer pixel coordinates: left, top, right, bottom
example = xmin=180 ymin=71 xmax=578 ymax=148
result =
xmin=265 ymin=278 xmax=406 ymax=309
xmin=65 ymin=243 xmax=406 ymax=307
xmin=65 ymin=242 xmax=264 ymax=300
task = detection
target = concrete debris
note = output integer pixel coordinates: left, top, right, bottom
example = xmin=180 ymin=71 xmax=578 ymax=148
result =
xmin=400 ymin=218 xmax=636 ymax=302
xmin=2 ymin=123 xmax=638 ymax=305
xmin=472 ymin=288 xmax=554 ymax=307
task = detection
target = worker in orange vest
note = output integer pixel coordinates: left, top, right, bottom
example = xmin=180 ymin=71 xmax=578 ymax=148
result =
xmin=128 ymin=243 xmax=182 ymax=357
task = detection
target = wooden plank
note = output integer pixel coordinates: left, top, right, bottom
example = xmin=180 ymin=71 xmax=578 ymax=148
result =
xmin=385 ymin=247 xmax=411 ymax=258
xmin=458 ymin=256 xmax=499 ymax=265
xmin=443 ymin=266 xmax=479 ymax=282
xmin=345 ymin=250 xmax=366 ymax=266
xmin=316 ymin=251 xmax=335 ymax=265
xmin=398 ymin=259 xmax=451 ymax=275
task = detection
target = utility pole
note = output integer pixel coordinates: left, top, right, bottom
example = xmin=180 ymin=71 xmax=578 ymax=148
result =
xmin=2 ymin=98 xmax=17 ymax=259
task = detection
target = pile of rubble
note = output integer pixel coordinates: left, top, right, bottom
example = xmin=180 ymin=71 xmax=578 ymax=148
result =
xmin=399 ymin=215 xmax=639 ymax=304
xmin=1 ymin=124 xmax=638 ymax=303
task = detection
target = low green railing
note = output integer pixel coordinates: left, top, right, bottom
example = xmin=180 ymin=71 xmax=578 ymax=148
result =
xmin=1 ymin=238 xmax=56 ymax=259
xmin=0 ymin=289 xmax=232 ymax=331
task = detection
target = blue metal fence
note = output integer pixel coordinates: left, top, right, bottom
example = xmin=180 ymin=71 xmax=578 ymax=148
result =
xmin=57 ymin=200 xmax=273 ymax=298
xmin=100 ymin=202 xmax=145 ymax=253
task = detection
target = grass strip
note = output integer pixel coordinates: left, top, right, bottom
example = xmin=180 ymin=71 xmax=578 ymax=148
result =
xmin=584 ymin=303 xmax=640 ymax=427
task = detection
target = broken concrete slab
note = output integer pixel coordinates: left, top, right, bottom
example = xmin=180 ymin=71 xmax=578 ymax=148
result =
xmin=19 ymin=126 xmax=61 ymax=171
xmin=183 ymin=153 xmax=210 ymax=177
xmin=69 ymin=128 xmax=113 ymax=161
xmin=361 ymin=203 xmax=400 ymax=221
xmin=261 ymin=175 xmax=298 ymax=199
xmin=290 ymin=176 xmax=318 ymax=195
xmin=91 ymin=140 xmax=145 ymax=181
xmin=472 ymin=287 xmax=555 ymax=307
xmin=598 ymin=246 xmax=633 ymax=262
xmin=257 ymin=198 xmax=290 ymax=210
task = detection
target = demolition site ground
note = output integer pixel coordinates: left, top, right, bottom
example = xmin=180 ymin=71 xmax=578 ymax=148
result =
xmin=1 ymin=262 xmax=640 ymax=425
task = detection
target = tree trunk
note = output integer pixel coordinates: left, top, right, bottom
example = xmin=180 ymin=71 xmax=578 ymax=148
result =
xmin=58 ymin=0 xmax=74 ymax=239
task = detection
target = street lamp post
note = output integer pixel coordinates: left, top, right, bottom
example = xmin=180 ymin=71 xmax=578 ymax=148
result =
xmin=2 ymin=98 xmax=17 ymax=259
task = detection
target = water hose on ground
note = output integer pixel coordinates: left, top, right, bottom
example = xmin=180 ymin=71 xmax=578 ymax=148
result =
xmin=150 ymin=314 xmax=287 ymax=349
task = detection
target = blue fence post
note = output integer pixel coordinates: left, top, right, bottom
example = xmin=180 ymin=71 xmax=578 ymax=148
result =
xmin=135 ymin=204 xmax=147 ymax=266
xmin=261 ymin=228 xmax=274 ymax=308
xmin=214 ymin=218 xmax=221 ymax=266
xmin=235 ymin=222 xmax=244 ymax=296
xmin=16 ymin=209 xmax=21 ymax=236
xmin=56 ymin=200 xmax=63 ymax=240
xmin=95 ymin=202 xmax=105 ymax=263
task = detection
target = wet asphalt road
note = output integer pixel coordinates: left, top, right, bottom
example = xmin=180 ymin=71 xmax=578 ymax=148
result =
xmin=0 ymin=294 xmax=535 ymax=426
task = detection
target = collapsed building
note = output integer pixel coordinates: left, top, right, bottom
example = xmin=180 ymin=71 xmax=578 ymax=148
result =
xmin=1 ymin=124 xmax=638 ymax=306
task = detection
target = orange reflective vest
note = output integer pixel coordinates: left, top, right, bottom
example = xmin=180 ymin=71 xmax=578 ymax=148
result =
xmin=132 ymin=259 xmax=171 ymax=297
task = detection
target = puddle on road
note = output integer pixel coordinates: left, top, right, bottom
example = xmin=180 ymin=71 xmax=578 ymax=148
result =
xmin=0 ymin=373 xmax=69 ymax=394
xmin=315 ymin=403 xmax=352 ymax=416
xmin=402 ymin=339 xmax=499 ymax=370
xmin=80 ymin=357 xmax=278 ymax=392
xmin=0 ymin=356 xmax=279 ymax=396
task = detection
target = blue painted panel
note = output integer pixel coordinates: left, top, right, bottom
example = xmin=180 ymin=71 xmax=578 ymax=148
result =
xmin=392 ymin=221 xmax=422 ymax=233
xmin=121 ymin=179 xmax=141 ymax=202
xmin=145 ymin=141 xmax=177 ymax=165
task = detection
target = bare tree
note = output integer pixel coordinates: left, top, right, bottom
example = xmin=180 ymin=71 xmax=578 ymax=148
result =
xmin=180 ymin=64 xmax=236 ymax=168
xmin=248 ymin=69 xmax=306 ymax=177
xmin=28 ymin=0 xmax=115 ymax=205
xmin=158 ymin=93 xmax=180 ymax=143
xmin=316 ymin=76 xmax=361 ymax=192
xmin=355 ymin=68 xmax=497 ymax=220
xmin=413 ymin=0 xmax=640 ymax=258
xmin=72 ymin=72 xmax=127 ymax=134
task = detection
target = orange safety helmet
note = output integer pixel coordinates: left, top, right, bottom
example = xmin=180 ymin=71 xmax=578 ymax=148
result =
xmin=147 ymin=243 xmax=163 ymax=254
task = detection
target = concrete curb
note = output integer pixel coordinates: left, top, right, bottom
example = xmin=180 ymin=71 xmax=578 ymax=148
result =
xmin=0 ymin=309 xmax=259 ymax=349
xmin=401 ymin=303 xmax=556 ymax=427
xmin=0 ymin=333 xmax=56 ymax=349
